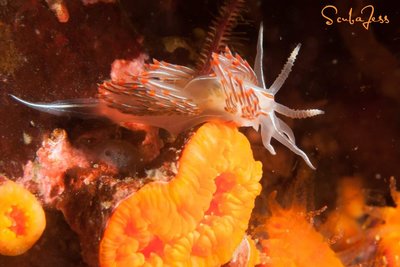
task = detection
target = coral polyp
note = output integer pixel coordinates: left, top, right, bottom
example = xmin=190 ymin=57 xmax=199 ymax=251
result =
xmin=99 ymin=122 xmax=262 ymax=266
xmin=255 ymin=192 xmax=344 ymax=267
xmin=0 ymin=176 xmax=46 ymax=256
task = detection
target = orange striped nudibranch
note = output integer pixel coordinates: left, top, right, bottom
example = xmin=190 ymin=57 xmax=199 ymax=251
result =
xmin=11 ymin=24 xmax=323 ymax=169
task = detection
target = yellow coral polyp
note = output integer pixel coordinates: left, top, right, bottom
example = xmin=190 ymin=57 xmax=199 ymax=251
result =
xmin=0 ymin=178 xmax=46 ymax=256
xmin=99 ymin=122 xmax=262 ymax=266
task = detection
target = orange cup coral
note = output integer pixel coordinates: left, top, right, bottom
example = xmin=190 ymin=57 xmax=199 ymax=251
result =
xmin=320 ymin=177 xmax=366 ymax=251
xmin=99 ymin=122 xmax=262 ymax=266
xmin=258 ymin=192 xmax=344 ymax=267
xmin=368 ymin=177 xmax=400 ymax=266
xmin=0 ymin=176 xmax=46 ymax=256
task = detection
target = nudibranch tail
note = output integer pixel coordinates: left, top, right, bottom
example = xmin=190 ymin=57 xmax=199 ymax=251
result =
xmin=10 ymin=94 xmax=101 ymax=117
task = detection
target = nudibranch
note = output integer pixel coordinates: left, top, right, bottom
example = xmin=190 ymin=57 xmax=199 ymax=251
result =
xmin=99 ymin=122 xmax=262 ymax=266
xmin=0 ymin=176 xmax=46 ymax=256
xmin=11 ymin=24 xmax=323 ymax=168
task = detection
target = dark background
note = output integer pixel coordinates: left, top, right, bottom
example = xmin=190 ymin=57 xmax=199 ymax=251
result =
xmin=0 ymin=0 xmax=399 ymax=266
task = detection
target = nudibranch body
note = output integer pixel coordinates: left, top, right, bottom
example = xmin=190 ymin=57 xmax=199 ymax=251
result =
xmin=11 ymin=24 xmax=323 ymax=168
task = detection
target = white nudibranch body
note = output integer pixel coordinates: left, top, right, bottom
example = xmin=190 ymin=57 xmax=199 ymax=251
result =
xmin=10 ymin=24 xmax=323 ymax=169
xmin=202 ymin=40 xmax=323 ymax=169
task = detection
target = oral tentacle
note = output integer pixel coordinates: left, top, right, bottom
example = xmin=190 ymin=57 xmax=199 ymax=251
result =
xmin=272 ymin=130 xmax=315 ymax=170
xmin=275 ymin=117 xmax=296 ymax=143
xmin=260 ymin=115 xmax=276 ymax=155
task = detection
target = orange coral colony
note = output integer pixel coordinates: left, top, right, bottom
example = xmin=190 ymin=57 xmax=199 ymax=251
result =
xmin=320 ymin=177 xmax=366 ymax=251
xmin=99 ymin=122 xmax=262 ymax=266
xmin=0 ymin=176 xmax=46 ymax=256
xmin=368 ymin=177 xmax=400 ymax=266
xmin=259 ymin=192 xmax=344 ymax=267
